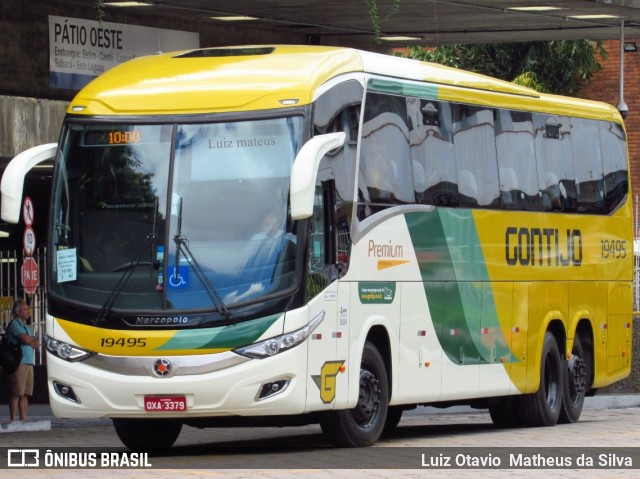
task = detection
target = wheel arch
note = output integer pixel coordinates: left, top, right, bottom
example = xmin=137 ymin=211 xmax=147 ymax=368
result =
xmin=547 ymin=319 xmax=567 ymax=359
xmin=365 ymin=325 xmax=393 ymax=401
xmin=526 ymin=318 xmax=566 ymax=393
xmin=573 ymin=318 xmax=595 ymax=390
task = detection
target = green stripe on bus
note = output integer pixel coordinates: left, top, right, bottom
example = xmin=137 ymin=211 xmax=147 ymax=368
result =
xmin=406 ymin=210 xmax=513 ymax=365
xmin=154 ymin=314 xmax=281 ymax=351
xmin=367 ymin=78 xmax=439 ymax=99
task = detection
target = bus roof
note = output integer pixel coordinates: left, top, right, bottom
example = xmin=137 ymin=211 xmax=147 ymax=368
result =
xmin=68 ymin=44 xmax=621 ymax=122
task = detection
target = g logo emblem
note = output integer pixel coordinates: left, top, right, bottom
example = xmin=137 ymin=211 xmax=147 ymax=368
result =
xmin=312 ymin=360 xmax=345 ymax=404
xmin=153 ymin=358 xmax=172 ymax=377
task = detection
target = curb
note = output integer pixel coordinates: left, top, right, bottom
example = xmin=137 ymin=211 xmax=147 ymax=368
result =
xmin=0 ymin=419 xmax=51 ymax=433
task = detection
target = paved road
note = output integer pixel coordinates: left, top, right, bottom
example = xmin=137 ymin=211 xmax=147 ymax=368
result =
xmin=2 ymin=397 xmax=640 ymax=478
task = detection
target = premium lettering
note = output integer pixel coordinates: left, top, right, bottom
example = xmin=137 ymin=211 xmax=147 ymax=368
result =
xmin=368 ymin=239 xmax=403 ymax=258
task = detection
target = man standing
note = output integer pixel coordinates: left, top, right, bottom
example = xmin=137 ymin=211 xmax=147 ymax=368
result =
xmin=7 ymin=299 xmax=39 ymax=421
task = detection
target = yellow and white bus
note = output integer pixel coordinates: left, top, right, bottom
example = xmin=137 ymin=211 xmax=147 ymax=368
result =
xmin=1 ymin=45 xmax=632 ymax=448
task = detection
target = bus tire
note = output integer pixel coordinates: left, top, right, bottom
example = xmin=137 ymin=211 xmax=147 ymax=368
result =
xmin=489 ymin=397 xmax=523 ymax=428
xmin=382 ymin=406 xmax=404 ymax=435
xmin=520 ymin=331 xmax=563 ymax=427
xmin=320 ymin=341 xmax=389 ymax=447
xmin=559 ymin=335 xmax=589 ymax=424
xmin=112 ymin=418 xmax=182 ymax=449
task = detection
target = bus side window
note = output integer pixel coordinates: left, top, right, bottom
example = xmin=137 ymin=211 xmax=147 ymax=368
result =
xmin=358 ymin=92 xmax=414 ymax=218
xmin=307 ymin=182 xmax=338 ymax=299
xmin=495 ymin=109 xmax=540 ymax=211
xmin=452 ymin=104 xmax=500 ymax=209
xmin=534 ymin=114 xmax=577 ymax=213
xmin=600 ymin=121 xmax=629 ymax=213
xmin=408 ymin=99 xmax=459 ymax=207
xmin=571 ymin=117 xmax=605 ymax=214
xmin=313 ymin=107 xmax=356 ymax=277
xmin=313 ymin=82 xmax=359 ymax=262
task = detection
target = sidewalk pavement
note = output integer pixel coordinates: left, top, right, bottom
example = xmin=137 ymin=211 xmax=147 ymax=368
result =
xmin=1 ymin=394 xmax=639 ymax=434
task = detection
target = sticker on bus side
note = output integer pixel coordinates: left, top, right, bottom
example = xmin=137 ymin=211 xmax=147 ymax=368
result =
xmin=358 ymin=282 xmax=396 ymax=304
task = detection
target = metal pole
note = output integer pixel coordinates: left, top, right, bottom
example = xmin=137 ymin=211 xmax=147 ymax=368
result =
xmin=635 ymin=195 xmax=639 ymax=313
xmin=618 ymin=20 xmax=629 ymax=118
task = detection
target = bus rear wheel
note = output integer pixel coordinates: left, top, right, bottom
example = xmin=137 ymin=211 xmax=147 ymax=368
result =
xmin=320 ymin=341 xmax=389 ymax=447
xmin=520 ymin=331 xmax=563 ymax=427
xmin=559 ymin=335 xmax=589 ymax=423
xmin=112 ymin=418 xmax=182 ymax=449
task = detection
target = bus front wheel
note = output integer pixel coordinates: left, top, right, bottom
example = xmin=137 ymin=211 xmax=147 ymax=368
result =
xmin=320 ymin=341 xmax=389 ymax=447
xmin=112 ymin=418 xmax=182 ymax=449
xmin=520 ymin=331 xmax=563 ymax=427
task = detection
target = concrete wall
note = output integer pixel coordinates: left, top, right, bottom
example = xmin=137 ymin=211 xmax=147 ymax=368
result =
xmin=0 ymin=96 xmax=67 ymax=158
xmin=0 ymin=0 xmax=308 ymax=159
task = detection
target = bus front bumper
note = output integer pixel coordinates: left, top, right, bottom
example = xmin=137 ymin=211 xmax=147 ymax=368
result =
xmin=46 ymin=344 xmax=310 ymax=419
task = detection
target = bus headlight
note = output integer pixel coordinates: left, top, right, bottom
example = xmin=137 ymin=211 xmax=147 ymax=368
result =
xmin=46 ymin=336 xmax=94 ymax=362
xmin=234 ymin=311 xmax=325 ymax=359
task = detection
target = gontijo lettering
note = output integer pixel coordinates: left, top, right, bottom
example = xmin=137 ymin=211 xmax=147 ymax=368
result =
xmin=505 ymin=227 xmax=582 ymax=266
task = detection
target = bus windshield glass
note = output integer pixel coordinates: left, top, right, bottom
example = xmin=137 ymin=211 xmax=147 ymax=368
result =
xmin=49 ymin=116 xmax=303 ymax=318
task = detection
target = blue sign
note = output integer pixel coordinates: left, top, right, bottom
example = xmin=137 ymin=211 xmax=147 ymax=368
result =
xmin=168 ymin=265 xmax=189 ymax=288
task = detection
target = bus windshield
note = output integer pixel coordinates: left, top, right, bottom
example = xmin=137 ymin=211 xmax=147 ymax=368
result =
xmin=49 ymin=116 xmax=304 ymax=320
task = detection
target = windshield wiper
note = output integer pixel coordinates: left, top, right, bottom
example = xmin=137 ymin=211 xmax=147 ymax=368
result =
xmin=173 ymin=197 xmax=233 ymax=323
xmin=94 ymin=198 xmax=159 ymax=325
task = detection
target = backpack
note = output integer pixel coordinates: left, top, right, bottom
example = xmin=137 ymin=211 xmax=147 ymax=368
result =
xmin=0 ymin=320 xmax=22 ymax=374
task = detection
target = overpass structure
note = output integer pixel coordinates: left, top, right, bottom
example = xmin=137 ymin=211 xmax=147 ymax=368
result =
xmin=55 ymin=0 xmax=640 ymax=47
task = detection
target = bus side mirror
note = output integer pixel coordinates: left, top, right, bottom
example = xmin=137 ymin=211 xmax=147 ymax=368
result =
xmin=1 ymin=143 xmax=57 ymax=223
xmin=290 ymin=132 xmax=345 ymax=220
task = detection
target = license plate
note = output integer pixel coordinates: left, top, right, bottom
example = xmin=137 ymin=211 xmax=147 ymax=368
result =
xmin=144 ymin=396 xmax=187 ymax=412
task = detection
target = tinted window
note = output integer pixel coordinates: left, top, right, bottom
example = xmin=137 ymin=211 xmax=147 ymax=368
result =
xmin=600 ymin=121 xmax=628 ymax=213
xmin=313 ymin=81 xmax=363 ymax=274
xmin=357 ymin=84 xmax=627 ymax=219
xmin=571 ymin=117 xmax=605 ymax=213
xmin=452 ymin=104 xmax=499 ymax=208
xmin=496 ymin=110 xmax=539 ymax=210
xmin=409 ymin=99 xmax=458 ymax=207
xmin=359 ymin=93 xmax=415 ymax=216
xmin=534 ymin=114 xmax=577 ymax=212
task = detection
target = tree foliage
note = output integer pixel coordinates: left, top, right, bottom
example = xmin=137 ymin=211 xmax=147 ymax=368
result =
xmin=366 ymin=0 xmax=402 ymax=43
xmin=403 ymin=40 xmax=607 ymax=96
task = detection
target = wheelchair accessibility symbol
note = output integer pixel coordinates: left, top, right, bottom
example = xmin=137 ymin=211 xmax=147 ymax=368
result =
xmin=168 ymin=266 xmax=189 ymax=288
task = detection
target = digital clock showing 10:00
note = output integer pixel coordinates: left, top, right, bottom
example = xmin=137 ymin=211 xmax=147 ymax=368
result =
xmin=108 ymin=130 xmax=141 ymax=144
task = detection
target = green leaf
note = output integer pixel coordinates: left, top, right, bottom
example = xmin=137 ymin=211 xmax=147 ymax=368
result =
xmin=402 ymin=40 xmax=605 ymax=95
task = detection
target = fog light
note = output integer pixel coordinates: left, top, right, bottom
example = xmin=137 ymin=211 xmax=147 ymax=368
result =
xmin=257 ymin=379 xmax=289 ymax=400
xmin=53 ymin=381 xmax=80 ymax=403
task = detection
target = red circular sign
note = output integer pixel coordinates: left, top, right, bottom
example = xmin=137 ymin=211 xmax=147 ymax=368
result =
xmin=21 ymin=257 xmax=39 ymax=294
xmin=22 ymin=196 xmax=34 ymax=227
